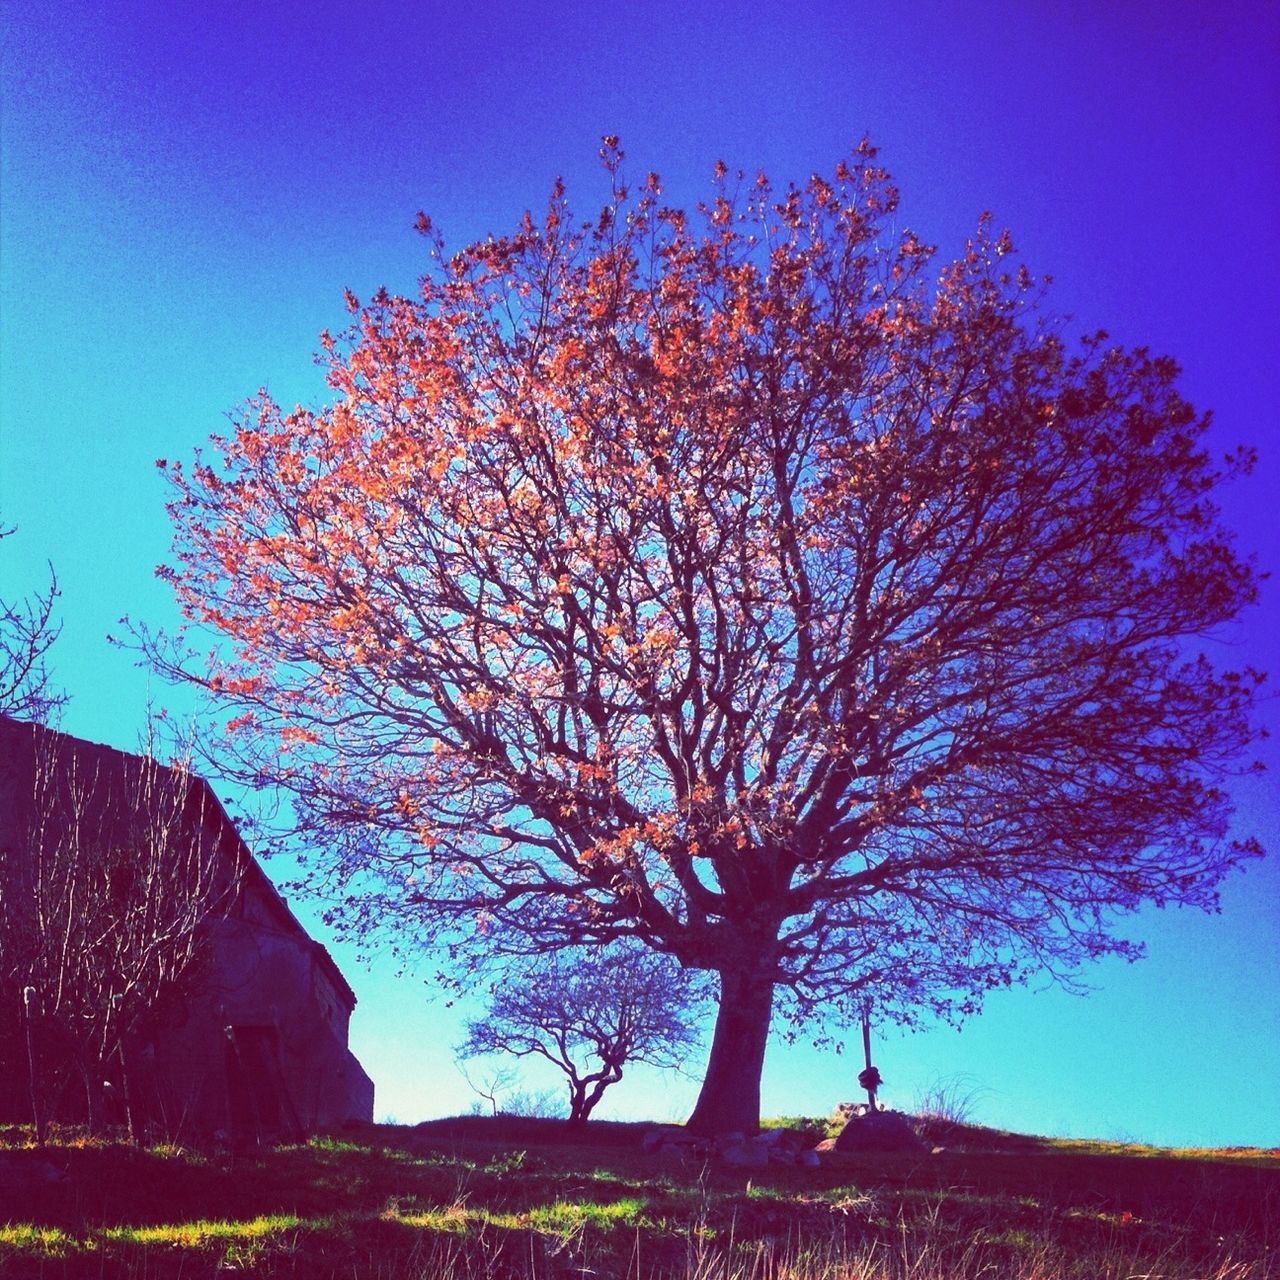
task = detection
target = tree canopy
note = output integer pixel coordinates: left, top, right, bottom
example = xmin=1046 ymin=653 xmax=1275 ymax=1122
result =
xmin=147 ymin=141 xmax=1263 ymax=1133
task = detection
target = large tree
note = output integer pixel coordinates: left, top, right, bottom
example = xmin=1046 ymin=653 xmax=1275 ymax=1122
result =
xmin=147 ymin=143 xmax=1262 ymax=1134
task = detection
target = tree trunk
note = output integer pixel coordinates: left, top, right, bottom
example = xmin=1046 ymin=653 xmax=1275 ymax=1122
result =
xmin=22 ymin=993 xmax=44 ymax=1146
xmin=81 ymin=1062 xmax=100 ymax=1134
xmin=117 ymin=1040 xmax=136 ymax=1144
xmin=685 ymin=968 xmax=775 ymax=1135
xmin=568 ymin=1069 xmax=617 ymax=1127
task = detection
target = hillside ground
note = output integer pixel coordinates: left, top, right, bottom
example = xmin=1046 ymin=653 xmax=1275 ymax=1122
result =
xmin=0 ymin=1115 xmax=1275 ymax=1278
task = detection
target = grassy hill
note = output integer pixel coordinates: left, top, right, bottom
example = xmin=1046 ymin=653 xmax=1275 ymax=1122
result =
xmin=0 ymin=1116 xmax=1275 ymax=1277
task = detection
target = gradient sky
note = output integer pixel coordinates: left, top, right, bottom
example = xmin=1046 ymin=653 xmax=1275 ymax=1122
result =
xmin=2 ymin=1 xmax=1277 ymax=1148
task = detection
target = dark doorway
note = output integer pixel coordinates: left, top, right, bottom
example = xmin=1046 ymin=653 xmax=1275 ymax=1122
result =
xmin=224 ymin=1026 xmax=300 ymax=1143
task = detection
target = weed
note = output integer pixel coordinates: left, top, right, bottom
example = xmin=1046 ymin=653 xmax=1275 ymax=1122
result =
xmin=484 ymin=1148 xmax=529 ymax=1175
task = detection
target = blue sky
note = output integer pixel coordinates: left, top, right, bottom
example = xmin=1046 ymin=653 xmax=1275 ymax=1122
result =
xmin=2 ymin=1 xmax=1277 ymax=1147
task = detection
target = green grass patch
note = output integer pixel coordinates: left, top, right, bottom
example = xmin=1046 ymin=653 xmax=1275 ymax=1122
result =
xmin=102 ymin=1212 xmax=303 ymax=1245
xmin=524 ymin=1194 xmax=649 ymax=1232
xmin=0 ymin=1223 xmax=85 ymax=1257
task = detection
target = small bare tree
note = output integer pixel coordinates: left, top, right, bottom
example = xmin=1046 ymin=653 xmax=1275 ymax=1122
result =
xmin=0 ymin=523 xmax=66 ymax=723
xmin=1 ymin=723 xmax=241 ymax=1136
xmin=458 ymin=1061 xmax=517 ymax=1116
xmin=459 ymin=945 xmax=705 ymax=1125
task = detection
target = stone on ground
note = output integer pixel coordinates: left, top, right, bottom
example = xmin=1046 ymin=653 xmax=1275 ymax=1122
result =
xmin=832 ymin=1108 xmax=925 ymax=1153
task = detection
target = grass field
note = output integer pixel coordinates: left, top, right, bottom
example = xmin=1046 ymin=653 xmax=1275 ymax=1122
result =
xmin=0 ymin=1116 xmax=1275 ymax=1277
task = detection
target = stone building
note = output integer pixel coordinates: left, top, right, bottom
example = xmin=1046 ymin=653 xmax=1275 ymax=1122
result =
xmin=0 ymin=715 xmax=373 ymax=1139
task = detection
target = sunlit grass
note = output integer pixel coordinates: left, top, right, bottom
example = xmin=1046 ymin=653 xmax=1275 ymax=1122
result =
xmin=102 ymin=1213 xmax=302 ymax=1246
xmin=0 ymin=1223 xmax=85 ymax=1256
xmin=526 ymin=1194 xmax=650 ymax=1231
xmin=392 ymin=1203 xmax=473 ymax=1233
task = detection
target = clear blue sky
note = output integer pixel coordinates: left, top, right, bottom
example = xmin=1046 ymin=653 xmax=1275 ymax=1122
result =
xmin=2 ymin=0 xmax=1277 ymax=1148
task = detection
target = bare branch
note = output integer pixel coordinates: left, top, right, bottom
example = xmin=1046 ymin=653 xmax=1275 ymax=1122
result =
xmin=0 ymin=523 xmax=66 ymax=723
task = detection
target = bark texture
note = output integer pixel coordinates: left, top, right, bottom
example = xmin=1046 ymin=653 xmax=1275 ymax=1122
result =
xmin=685 ymin=970 xmax=775 ymax=1134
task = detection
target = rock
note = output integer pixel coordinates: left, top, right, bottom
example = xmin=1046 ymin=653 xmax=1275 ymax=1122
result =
xmin=833 ymin=1100 xmax=884 ymax=1122
xmin=646 ymin=1126 xmax=817 ymax=1169
xmin=832 ymin=1108 xmax=925 ymax=1153
xmin=644 ymin=1127 xmax=708 ymax=1154
xmin=645 ymin=1127 xmax=718 ymax=1163
xmin=814 ymin=1137 xmax=838 ymax=1152
xmin=719 ymin=1139 xmax=769 ymax=1168
xmin=798 ymin=1149 xmax=821 ymax=1168
xmin=641 ymin=1128 xmax=675 ymax=1153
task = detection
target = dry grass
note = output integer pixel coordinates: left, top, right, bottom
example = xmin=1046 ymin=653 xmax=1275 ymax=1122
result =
xmin=0 ymin=1116 xmax=1274 ymax=1277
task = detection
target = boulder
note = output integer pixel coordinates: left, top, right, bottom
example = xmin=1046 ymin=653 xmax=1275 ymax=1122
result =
xmin=832 ymin=1108 xmax=925 ymax=1153
xmin=641 ymin=1127 xmax=680 ymax=1154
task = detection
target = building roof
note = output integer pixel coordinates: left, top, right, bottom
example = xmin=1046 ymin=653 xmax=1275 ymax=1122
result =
xmin=0 ymin=714 xmax=357 ymax=1011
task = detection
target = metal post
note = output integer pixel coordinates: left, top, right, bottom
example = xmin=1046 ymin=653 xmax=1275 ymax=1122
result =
xmin=857 ymin=1003 xmax=881 ymax=1113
